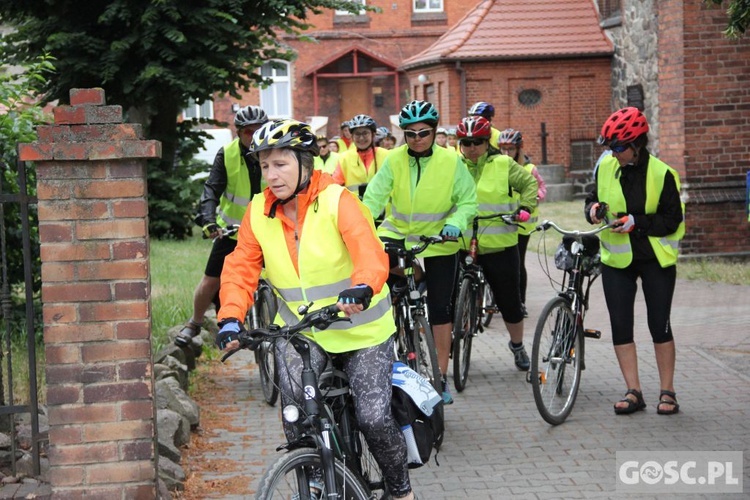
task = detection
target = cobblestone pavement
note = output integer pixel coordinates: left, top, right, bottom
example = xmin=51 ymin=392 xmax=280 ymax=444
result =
xmin=196 ymin=256 xmax=750 ymax=499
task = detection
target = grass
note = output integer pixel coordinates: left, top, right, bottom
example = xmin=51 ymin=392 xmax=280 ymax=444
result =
xmin=150 ymin=229 xmax=213 ymax=351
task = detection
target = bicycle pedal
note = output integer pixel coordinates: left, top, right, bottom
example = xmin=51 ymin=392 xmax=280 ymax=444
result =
xmin=583 ymin=329 xmax=601 ymax=339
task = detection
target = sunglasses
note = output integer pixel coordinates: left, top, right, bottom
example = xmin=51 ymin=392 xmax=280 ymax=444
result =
xmin=404 ymin=129 xmax=433 ymax=140
xmin=610 ymin=144 xmax=630 ymax=153
xmin=461 ymin=138 xmax=486 ymax=147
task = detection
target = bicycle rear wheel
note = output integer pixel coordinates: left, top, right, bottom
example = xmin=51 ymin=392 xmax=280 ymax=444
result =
xmin=411 ymin=315 xmax=441 ymax=394
xmin=452 ymin=276 xmax=476 ymax=392
xmin=256 ymin=447 xmax=370 ymax=500
xmin=254 ymin=287 xmax=279 ymax=406
xmin=530 ymin=296 xmax=582 ymax=425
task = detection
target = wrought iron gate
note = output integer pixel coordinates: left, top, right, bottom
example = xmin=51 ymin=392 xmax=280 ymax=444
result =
xmin=0 ymin=158 xmax=42 ymax=476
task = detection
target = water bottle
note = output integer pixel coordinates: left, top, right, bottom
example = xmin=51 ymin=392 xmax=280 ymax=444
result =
xmin=401 ymin=424 xmax=422 ymax=465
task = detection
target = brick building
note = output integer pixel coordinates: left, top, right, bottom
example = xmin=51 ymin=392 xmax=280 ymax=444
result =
xmin=204 ymin=0 xmax=749 ymax=255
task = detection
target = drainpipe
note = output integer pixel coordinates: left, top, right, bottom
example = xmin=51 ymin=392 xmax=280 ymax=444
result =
xmin=455 ymin=61 xmax=466 ymax=119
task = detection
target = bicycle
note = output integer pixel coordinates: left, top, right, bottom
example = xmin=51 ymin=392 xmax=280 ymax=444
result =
xmin=246 ymin=277 xmax=279 ymax=406
xmin=452 ymin=213 xmax=517 ymax=392
xmin=223 ymin=303 xmax=386 ymax=499
xmin=384 ymin=235 xmax=450 ymax=394
xmin=528 ymin=215 xmax=626 ymax=425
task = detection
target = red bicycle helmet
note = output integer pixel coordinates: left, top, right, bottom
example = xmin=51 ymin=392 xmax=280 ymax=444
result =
xmin=598 ymin=107 xmax=649 ymax=147
xmin=456 ymin=116 xmax=492 ymax=139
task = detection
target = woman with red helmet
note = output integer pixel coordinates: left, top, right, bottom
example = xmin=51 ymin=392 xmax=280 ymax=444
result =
xmin=457 ymin=116 xmax=539 ymax=371
xmin=585 ymin=107 xmax=685 ymax=416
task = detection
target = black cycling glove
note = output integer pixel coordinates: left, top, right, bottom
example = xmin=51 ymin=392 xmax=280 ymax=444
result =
xmin=216 ymin=318 xmax=245 ymax=349
xmin=337 ymin=284 xmax=374 ymax=310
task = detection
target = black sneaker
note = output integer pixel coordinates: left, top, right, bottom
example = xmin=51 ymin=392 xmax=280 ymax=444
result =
xmin=508 ymin=341 xmax=530 ymax=371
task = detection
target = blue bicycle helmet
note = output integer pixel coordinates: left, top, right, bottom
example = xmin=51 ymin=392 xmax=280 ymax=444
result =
xmin=398 ymin=100 xmax=439 ymax=129
xmin=468 ymin=101 xmax=495 ymax=120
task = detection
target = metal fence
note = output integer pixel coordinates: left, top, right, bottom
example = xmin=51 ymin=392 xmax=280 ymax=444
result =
xmin=0 ymin=158 xmax=42 ymax=476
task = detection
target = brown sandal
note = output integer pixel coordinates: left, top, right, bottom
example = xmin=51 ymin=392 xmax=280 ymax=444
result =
xmin=614 ymin=388 xmax=646 ymax=415
xmin=175 ymin=319 xmax=202 ymax=347
xmin=656 ymin=390 xmax=680 ymax=415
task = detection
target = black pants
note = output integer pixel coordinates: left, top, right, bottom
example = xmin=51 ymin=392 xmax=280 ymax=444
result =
xmin=477 ymin=245 xmax=524 ymax=324
xmin=602 ymin=259 xmax=676 ymax=346
xmin=518 ymin=233 xmax=530 ymax=303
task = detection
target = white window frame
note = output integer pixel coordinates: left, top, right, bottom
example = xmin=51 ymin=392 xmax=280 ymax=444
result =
xmin=336 ymin=0 xmax=366 ymax=15
xmin=413 ymin=0 xmax=443 ymax=13
xmin=259 ymin=60 xmax=292 ymax=119
xmin=182 ymin=98 xmax=214 ymax=120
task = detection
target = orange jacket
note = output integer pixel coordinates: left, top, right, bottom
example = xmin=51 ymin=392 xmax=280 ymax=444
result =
xmin=218 ymin=169 xmax=389 ymax=322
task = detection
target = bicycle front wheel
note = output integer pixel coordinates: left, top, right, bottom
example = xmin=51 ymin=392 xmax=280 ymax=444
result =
xmin=411 ymin=315 xmax=441 ymax=394
xmin=452 ymin=276 xmax=476 ymax=392
xmin=256 ymin=448 xmax=370 ymax=500
xmin=255 ymin=287 xmax=279 ymax=406
xmin=530 ymin=296 xmax=582 ymax=425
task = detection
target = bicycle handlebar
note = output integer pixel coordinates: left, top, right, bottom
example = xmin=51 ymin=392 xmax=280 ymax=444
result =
xmin=384 ymin=234 xmax=456 ymax=259
xmin=535 ymin=217 xmax=629 ymax=238
xmin=220 ymin=303 xmax=350 ymax=362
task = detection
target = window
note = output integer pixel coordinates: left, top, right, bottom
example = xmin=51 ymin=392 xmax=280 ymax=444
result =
xmin=570 ymin=141 xmax=596 ymax=171
xmin=182 ymin=98 xmax=214 ymax=120
xmin=414 ymin=0 xmax=443 ymax=13
xmin=518 ymin=89 xmax=542 ymax=108
xmin=336 ymin=0 xmax=366 ymax=15
xmin=598 ymin=0 xmax=621 ymax=21
xmin=260 ymin=61 xmax=292 ymax=119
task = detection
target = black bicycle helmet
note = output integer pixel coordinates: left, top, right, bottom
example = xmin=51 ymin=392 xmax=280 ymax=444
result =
xmin=234 ymin=105 xmax=268 ymax=128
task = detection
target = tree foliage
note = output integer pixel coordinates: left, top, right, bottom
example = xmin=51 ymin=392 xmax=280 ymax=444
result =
xmin=706 ymin=0 xmax=750 ymax=38
xmin=0 ymin=55 xmax=53 ymax=331
xmin=0 ymin=0 xmax=371 ymax=238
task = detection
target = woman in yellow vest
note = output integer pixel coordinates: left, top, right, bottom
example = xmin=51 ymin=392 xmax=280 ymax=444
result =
xmin=363 ymin=100 xmax=478 ymax=405
xmin=498 ymin=128 xmax=547 ymax=317
xmin=175 ymin=105 xmax=268 ymax=347
xmin=332 ymin=114 xmax=391 ymax=198
xmin=215 ymin=119 xmax=417 ymax=500
xmin=586 ymin=107 xmax=685 ymax=416
xmin=457 ymin=117 xmax=538 ymax=371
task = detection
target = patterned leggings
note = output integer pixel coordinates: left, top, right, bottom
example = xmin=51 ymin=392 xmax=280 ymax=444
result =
xmin=275 ymin=336 xmax=411 ymax=497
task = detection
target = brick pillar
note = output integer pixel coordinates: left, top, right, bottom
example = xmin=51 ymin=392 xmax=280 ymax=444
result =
xmin=19 ymin=88 xmax=161 ymax=498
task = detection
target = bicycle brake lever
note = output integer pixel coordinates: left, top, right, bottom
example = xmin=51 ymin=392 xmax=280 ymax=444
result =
xmin=221 ymin=347 xmax=241 ymax=363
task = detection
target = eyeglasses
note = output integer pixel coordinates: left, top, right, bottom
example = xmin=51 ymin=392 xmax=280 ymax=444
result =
xmin=499 ymin=146 xmax=517 ymax=154
xmin=460 ymin=138 xmax=486 ymax=147
xmin=352 ymin=130 xmax=372 ymax=138
xmin=610 ymin=144 xmax=630 ymax=153
xmin=404 ymin=129 xmax=433 ymax=140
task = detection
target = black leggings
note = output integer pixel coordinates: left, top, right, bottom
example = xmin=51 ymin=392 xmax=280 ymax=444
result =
xmin=275 ymin=336 xmax=411 ymax=497
xmin=601 ymin=260 xmax=676 ymax=346
xmin=517 ymin=233 xmax=530 ymax=303
xmin=477 ymin=246 xmax=524 ymax=324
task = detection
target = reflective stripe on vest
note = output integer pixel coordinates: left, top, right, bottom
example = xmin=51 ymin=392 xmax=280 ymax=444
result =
xmin=377 ymin=145 xmax=460 ymax=257
xmin=216 ymin=139 xmax=251 ymax=238
xmin=251 ymin=184 xmax=394 ymax=353
xmin=517 ymin=162 xmax=540 ymax=236
xmin=339 ymin=148 xmax=390 ymax=192
xmin=598 ymin=155 xmax=685 ymax=268
xmin=467 ymin=155 xmax=519 ymax=253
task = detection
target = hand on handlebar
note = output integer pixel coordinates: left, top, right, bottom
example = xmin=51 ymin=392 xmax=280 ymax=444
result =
xmin=611 ymin=214 xmax=635 ymax=234
xmin=440 ymin=224 xmax=461 ymax=239
xmin=514 ymin=207 xmax=531 ymax=223
xmin=202 ymin=222 xmax=221 ymax=239
xmin=589 ymin=202 xmax=609 ymax=224
xmin=337 ymin=284 xmax=373 ymax=316
xmin=216 ymin=318 xmax=246 ymax=351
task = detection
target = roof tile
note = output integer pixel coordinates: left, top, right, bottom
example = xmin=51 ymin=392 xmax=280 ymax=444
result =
xmin=402 ymin=0 xmax=613 ymax=68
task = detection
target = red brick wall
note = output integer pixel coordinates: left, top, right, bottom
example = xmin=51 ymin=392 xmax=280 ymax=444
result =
xmin=19 ymin=88 xmax=160 ymax=498
xmin=408 ymin=57 xmax=612 ymax=170
xmin=659 ymin=1 xmax=750 ymax=255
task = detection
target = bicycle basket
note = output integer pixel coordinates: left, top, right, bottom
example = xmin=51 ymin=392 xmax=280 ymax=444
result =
xmin=554 ymin=235 xmax=602 ymax=276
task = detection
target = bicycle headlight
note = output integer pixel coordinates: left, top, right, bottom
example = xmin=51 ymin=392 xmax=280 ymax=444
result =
xmin=282 ymin=405 xmax=299 ymax=423
xmin=465 ymin=255 xmax=474 ymax=265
